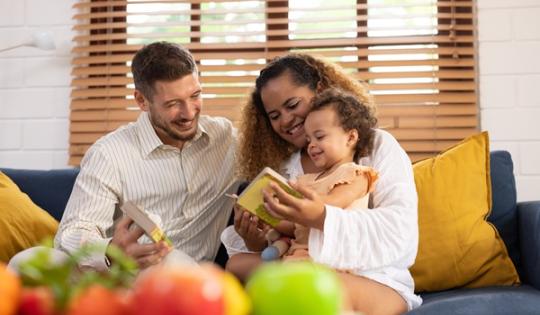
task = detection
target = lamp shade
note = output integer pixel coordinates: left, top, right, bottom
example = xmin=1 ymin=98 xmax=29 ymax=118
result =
xmin=0 ymin=31 xmax=56 ymax=53
xmin=30 ymin=31 xmax=56 ymax=50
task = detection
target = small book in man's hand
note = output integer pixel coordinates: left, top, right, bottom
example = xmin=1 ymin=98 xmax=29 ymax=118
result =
xmin=120 ymin=201 xmax=173 ymax=248
xmin=236 ymin=167 xmax=303 ymax=227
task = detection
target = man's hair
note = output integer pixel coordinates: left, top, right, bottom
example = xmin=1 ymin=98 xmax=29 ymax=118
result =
xmin=310 ymin=88 xmax=377 ymax=161
xmin=131 ymin=41 xmax=197 ymax=100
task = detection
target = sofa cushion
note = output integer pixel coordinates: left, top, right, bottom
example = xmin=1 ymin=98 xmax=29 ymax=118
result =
xmin=0 ymin=171 xmax=59 ymax=263
xmin=407 ymin=285 xmax=540 ymax=315
xmin=0 ymin=168 xmax=79 ymax=221
xmin=489 ymin=151 xmax=521 ymax=276
xmin=410 ymin=132 xmax=520 ymax=292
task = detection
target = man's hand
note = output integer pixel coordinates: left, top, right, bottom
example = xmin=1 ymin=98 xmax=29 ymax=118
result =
xmin=233 ymin=204 xmax=271 ymax=252
xmin=262 ymin=181 xmax=326 ymax=230
xmin=109 ymin=216 xmax=170 ymax=269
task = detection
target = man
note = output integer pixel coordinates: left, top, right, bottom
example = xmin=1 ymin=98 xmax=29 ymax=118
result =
xmin=52 ymin=42 xmax=237 ymax=270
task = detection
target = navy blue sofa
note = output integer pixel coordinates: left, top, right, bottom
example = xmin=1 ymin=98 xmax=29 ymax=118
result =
xmin=2 ymin=151 xmax=540 ymax=314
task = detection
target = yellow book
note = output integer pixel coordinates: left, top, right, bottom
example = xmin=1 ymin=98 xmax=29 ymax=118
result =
xmin=120 ymin=201 xmax=173 ymax=248
xmin=236 ymin=167 xmax=303 ymax=227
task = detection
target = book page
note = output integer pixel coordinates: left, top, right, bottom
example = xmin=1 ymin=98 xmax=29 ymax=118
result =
xmin=236 ymin=167 xmax=302 ymax=226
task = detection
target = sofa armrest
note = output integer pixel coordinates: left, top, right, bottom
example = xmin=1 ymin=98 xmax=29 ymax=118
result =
xmin=518 ymin=201 xmax=540 ymax=289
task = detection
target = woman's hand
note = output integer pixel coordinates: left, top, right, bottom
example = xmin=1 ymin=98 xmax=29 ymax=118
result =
xmin=233 ymin=204 xmax=271 ymax=252
xmin=263 ymin=181 xmax=326 ymax=230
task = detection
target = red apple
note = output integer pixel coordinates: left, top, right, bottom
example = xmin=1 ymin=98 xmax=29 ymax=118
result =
xmin=130 ymin=265 xmax=224 ymax=315
xmin=18 ymin=286 xmax=55 ymax=315
xmin=67 ymin=284 xmax=129 ymax=315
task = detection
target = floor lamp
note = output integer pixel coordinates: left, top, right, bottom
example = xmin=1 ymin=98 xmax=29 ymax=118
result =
xmin=0 ymin=31 xmax=55 ymax=53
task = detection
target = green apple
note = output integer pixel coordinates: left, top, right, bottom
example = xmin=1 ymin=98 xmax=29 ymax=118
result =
xmin=246 ymin=262 xmax=342 ymax=315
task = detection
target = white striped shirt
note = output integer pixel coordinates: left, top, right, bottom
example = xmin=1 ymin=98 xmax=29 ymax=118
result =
xmin=54 ymin=112 xmax=238 ymax=270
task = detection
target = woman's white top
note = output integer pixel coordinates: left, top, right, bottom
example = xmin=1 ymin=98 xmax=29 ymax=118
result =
xmin=221 ymin=129 xmax=422 ymax=310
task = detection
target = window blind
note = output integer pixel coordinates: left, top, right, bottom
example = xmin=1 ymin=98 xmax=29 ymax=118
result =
xmin=70 ymin=0 xmax=477 ymax=165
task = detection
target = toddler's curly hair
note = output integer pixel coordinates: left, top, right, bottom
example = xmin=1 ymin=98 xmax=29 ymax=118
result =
xmin=310 ymin=88 xmax=378 ymax=161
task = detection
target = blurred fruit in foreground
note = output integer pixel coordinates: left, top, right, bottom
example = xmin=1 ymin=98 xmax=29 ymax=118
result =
xmin=246 ymin=262 xmax=343 ymax=315
xmin=0 ymin=263 xmax=21 ymax=315
xmin=14 ymin=242 xmax=137 ymax=313
xmin=222 ymin=272 xmax=251 ymax=315
xmin=18 ymin=286 xmax=55 ymax=315
xmin=203 ymin=263 xmax=251 ymax=315
xmin=67 ymin=284 xmax=129 ymax=315
xmin=130 ymin=265 xmax=224 ymax=315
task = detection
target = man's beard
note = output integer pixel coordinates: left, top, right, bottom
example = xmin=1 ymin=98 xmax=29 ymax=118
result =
xmin=150 ymin=112 xmax=198 ymax=142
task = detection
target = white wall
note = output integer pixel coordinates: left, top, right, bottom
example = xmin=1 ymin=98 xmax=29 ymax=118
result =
xmin=0 ymin=0 xmax=538 ymax=201
xmin=0 ymin=0 xmax=74 ymax=169
xmin=478 ymin=0 xmax=540 ymax=201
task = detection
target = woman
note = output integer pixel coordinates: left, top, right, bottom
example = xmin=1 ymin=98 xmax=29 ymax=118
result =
xmin=222 ymin=53 xmax=421 ymax=314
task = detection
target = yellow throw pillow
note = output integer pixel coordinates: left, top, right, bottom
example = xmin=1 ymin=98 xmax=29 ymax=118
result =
xmin=0 ymin=172 xmax=59 ymax=263
xmin=410 ymin=131 xmax=520 ymax=292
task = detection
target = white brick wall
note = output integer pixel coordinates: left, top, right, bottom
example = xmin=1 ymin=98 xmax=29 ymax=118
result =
xmin=0 ymin=0 xmax=75 ymax=170
xmin=0 ymin=0 xmax=538 ymax=201
xmin=478 ymin=0 xmax=540 ymax=201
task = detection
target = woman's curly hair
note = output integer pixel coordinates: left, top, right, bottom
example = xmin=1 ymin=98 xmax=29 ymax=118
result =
xmin=238 ymin=53 xmax=376 ymax=180
xmin=310 ymin=88 xmax=378 ymax=161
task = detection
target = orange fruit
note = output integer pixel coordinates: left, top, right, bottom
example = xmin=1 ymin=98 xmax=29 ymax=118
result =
xmin=0 ymin=263 xmax=21 ymax=315
xmin=67 ymin=284 xmax=129 ymax=315
xmin=202 ymin=263 xmax=251 ymax=315
xmin=221 ymin=271 xmax=251 ymax=315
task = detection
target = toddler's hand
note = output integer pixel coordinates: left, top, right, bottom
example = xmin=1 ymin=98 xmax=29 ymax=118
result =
xmin=263 ymin=181 xmax=326 ymax=230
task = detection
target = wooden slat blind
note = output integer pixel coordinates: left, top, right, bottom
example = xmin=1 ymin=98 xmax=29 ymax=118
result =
xmin=70 ymin=0 xmax=477 ymax=165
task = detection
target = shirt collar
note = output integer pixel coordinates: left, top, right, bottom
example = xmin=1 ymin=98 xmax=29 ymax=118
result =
xmin=136 ymin=112 xmax=210 ymax=157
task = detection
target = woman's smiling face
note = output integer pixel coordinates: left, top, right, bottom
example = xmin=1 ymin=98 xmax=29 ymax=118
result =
xmin=260 ymin=71 xmax=316 ymax=149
